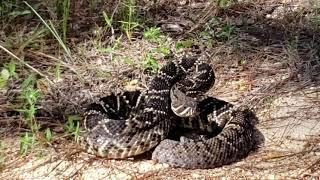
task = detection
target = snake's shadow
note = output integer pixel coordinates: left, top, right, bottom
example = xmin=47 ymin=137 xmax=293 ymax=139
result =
xmin=245 ymin=109 xmax=265 ymax=153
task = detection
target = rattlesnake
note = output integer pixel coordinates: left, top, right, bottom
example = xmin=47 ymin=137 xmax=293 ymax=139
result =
xmin=81 ymin=55 xmax=256 ymax=169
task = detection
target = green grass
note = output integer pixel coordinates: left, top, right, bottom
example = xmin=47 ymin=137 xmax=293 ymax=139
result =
xmin=154 ymin=46 xmax=170 ymax=56
xmin=17 ymin=27 xmax=48 ymax=53
xmin=45 ymin=128 xmax=53 ymax=142
xmin=62 ymin=0 xmax=70 ymax=43
xmin=24 ymin=1 xmax=72 ymax=60
xmin=12 ymin=73 xmax=42 ymax=154
xmin=175 ymin=39 xmax=198 ymax=49
xmin=142 ymin=53 xmax=160 ymax=72
xmin=16 ymin=74 xmax=42 ymax=133
xmin=54 ymin=63 xmax=61 ymax=81
xmin=102 ymin=10 xmax=113 ymax=29
xmin=0 ymin=0 xmax=30 ymax=18
xmin=119 ymin=0 xmax=139 ymax=40
xmin=0 ymin=65 xmax=11 ymax=88
xmin=19 ymin=132 xmax=37 ymax=155
xmin=64 ymin=115 xmax=81 ymax=142
xmin=216 ymin=23 xmax=235 ymax=40
xmin=143 ymin=27 xmax=161 ymax=42
xmin=199 ymin=16 xmax=235 ymax=42
xmin=2 ymin=25 xmax=47 ymax=53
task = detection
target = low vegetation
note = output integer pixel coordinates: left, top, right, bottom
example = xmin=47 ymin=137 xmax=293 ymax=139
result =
xmin=0 ymin=0 xmax=319 ymax=178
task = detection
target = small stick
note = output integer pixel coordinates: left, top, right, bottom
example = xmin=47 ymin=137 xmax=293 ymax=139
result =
xmin=0 ymin=44 xmax=54 ymax=85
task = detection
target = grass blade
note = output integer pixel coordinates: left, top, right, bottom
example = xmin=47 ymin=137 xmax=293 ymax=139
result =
xmin=23 ymin=1 xmax=72 ymax=60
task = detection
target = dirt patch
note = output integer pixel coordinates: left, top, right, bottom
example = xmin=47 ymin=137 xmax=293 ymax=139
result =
xmin=1 ymin=0 xmax=320 ymax=179
xmin=1 ymin=87 xmax=319 ymax=179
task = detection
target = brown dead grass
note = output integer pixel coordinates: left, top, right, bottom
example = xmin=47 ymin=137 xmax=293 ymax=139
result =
xmin=0 ymin=0 xmax=320 ymax=179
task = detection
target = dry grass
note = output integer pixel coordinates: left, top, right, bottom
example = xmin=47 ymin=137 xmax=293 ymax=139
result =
xmin=0 ymin=0 xmax=320 ymax=179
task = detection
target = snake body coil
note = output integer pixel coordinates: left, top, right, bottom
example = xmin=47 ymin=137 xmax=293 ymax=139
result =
xmin=82 ymin=55 xmax=256 ymax=168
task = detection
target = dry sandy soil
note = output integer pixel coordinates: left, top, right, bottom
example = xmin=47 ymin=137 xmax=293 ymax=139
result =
xmin=0 ymin=0 xmax=319 ymax=179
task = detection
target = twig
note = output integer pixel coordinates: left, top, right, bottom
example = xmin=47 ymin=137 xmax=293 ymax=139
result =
xmin=0 ymin=44 xmax=54 ymax=85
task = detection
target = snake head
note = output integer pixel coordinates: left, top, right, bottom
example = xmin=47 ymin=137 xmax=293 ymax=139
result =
xmin=170 ymin=85 xmax=202 ymax=117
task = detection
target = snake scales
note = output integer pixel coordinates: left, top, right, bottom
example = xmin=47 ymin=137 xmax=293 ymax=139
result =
xmin=82 ymin=55 xmax=256 ymax=169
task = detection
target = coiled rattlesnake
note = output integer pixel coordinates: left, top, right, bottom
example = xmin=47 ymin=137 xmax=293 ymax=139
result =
xmin=81 ymin=55 xmax=256 ymax=169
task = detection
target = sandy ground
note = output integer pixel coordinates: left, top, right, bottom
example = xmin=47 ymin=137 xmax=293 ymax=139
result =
xmin=1 ymin=81 xmax=319 ymax=179
xmin=1 ymin=0 xmax=320 ymax=179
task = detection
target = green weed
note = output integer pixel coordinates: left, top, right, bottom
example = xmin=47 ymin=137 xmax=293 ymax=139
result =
xmin=216 ymin=23 xmax=235 ymax=40
xmin=143 ymin=27 xmax=161 ymax=42
xmin=119 ymin=0 xmax=139 ymax=40
xmin=239 ymin=59 xmax=247 ymax=66
xmin=142 ymin=53 xmax=160 ymax=72
xmin=0 ymin=0 xmax=16 ymax=16
xmin=0 ymin=69 xmax=10 ymax=88
xmin=102 ymin=11 xmax=113 ymax=29
xmin=1 ymin=26 xmax=47 ymax=55
xmin=64 ymin=115 xmax=81 ymax=142
xmin=19 ymin=132 xmax=37 ymax=155
xmin=0 ymin=60 xmax=17 ymax=88
xmin=153 ymin=46 xmax=170 ymax=56
xmin=175 ymin=39 xmax=197 ymax=49
xmin=16 ymin=74 xmax=42 ymax=133
xmin=45 ymin=128 xmax=53 ymax=142
xmin=4 ymin=60 xmax=18 ymax=78
xmin=54 ymin=0 xmax=71 ymax=43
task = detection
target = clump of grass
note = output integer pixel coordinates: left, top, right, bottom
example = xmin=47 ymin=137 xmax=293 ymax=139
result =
xmin=16 ymin=74 xmax=42 ymax=133
xmin=19 ymin=132 xmax=37 ymax=155
xmin=199 ymin=16 xmax=235 ymax=42
xmin=102 ymin=10 xmax=114 ymax=30
xmin=24 ymin=1 xmax=72 ymax=59
xmin=11 ymin=74 xmax=42 ymax=154
xmin=216 ymin=23 xmax=235 ymax=40
xmin=119 ymin=0 xmax=139 ymax=40
xmin=53 ymin=0 xmax=71 ymax=43
xmin=154 ymin=46 xmax=170 ymax=56
xmin=175 ymin=39 xmax=198 ymax=49
xmin=45 ymin=128 xmax=53 ymax=142
xmin=0 ymin=60 xmax=17 ymax=88
xmin=64 ymin=115 xmax=81 ymax=142
xmin=0 ymin=0 xmax=30 ymax=18
xmin=143 ymin=27 xmax=161 ymax=42
xmin=142 ymin=53 xmax=160 ymax=72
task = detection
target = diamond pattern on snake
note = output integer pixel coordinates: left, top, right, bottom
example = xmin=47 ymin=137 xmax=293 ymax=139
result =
xmin=81 ymin=54 xmax=257 ymax=169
